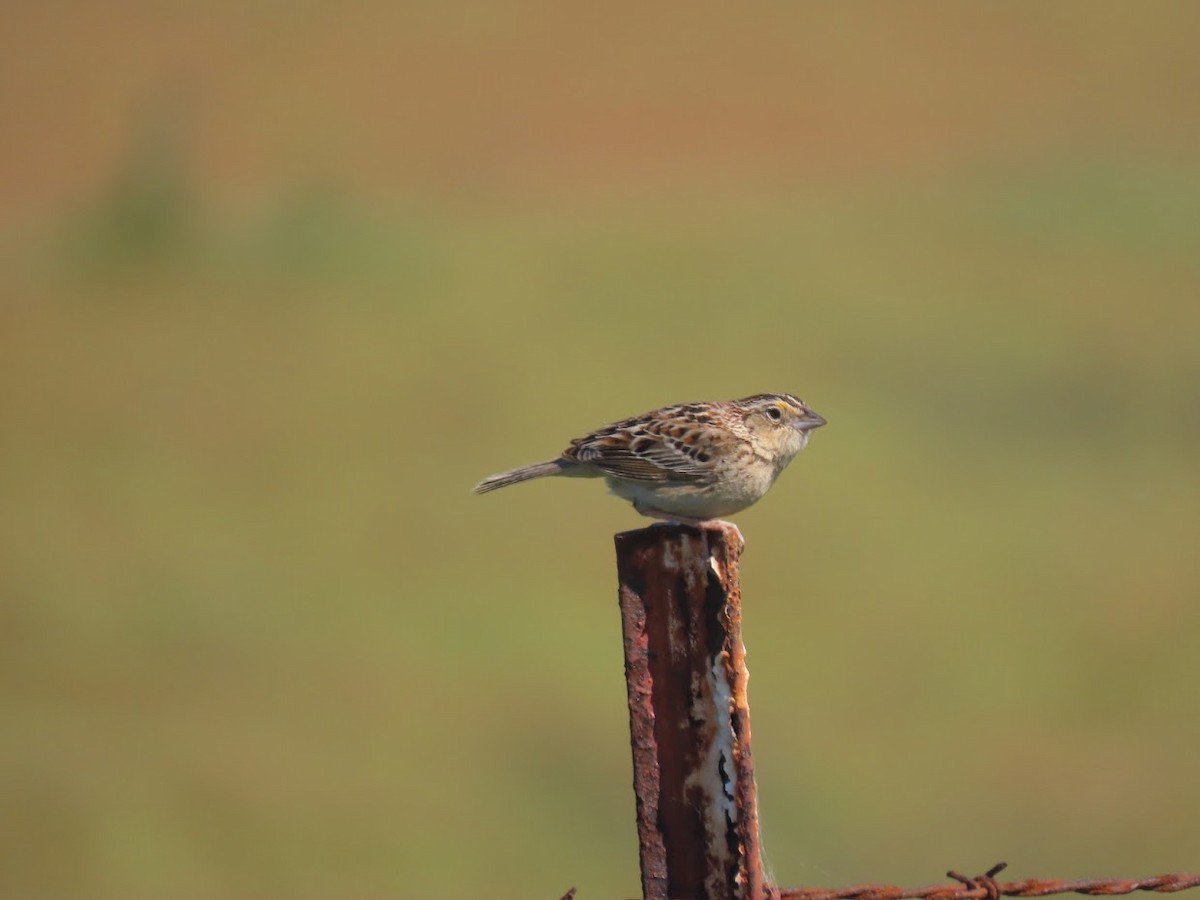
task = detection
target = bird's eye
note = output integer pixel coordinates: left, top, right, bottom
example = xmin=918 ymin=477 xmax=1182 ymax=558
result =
xmin=765 ymin=406 xmax=783 ymax=421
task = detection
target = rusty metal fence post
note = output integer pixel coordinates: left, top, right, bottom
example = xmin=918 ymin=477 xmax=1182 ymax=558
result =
xmin=615 ymin=522 xmax=773 ymax=900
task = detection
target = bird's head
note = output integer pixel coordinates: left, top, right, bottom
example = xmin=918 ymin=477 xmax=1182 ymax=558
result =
xmin=738 ymin=393 xmax=827 ymax=459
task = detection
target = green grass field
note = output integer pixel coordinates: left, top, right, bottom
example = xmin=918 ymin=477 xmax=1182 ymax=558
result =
xmin=2 ymin=4 xmax=1199 ymax=898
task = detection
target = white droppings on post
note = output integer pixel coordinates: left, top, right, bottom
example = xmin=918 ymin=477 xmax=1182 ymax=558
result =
xmin=680 ymin=533 xmax=700 ymax=592
xmin=710 ymin=652 xmax=738 ymax=825
xmin=661 ymin=536 xmax=680 ymax=571
xmin=705 ymin=535 xmax=738 ymax=829
xmin=709 ymin=551 xmax=726 ymax=583
xmin=680 ymin=650 xmax=740 ymax=899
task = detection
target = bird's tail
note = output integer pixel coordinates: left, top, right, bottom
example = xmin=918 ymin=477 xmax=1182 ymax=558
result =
xmin=473 ymin=459 xmax=567 ymax=494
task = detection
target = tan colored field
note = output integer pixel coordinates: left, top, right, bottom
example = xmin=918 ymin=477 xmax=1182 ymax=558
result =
xmin=2 ymin=4 xmax=1199 ymax=898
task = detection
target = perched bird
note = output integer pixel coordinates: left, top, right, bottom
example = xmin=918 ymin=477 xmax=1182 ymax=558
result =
xmin=473 ymin=393 xmax=825 ymax=528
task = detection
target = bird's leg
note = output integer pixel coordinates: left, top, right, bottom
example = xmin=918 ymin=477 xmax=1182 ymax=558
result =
xmin=635 ymin=504 xmax=745 ymax=550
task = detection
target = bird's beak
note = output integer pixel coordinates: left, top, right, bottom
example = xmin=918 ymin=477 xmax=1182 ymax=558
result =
xmin=795 ymin=409 xmax=827 ymax=432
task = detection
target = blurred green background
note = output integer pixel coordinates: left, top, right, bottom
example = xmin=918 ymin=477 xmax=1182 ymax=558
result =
xmin=2 ymin=3 xmax=1199 ymax=898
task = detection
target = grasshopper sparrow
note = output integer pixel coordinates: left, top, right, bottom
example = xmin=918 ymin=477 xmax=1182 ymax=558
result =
xmin=473 ymin=393 xmax=825 ymax=529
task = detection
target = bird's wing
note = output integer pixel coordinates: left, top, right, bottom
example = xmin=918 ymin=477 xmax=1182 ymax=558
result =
xmin=561 ymin=411 xmax=723 ymax=482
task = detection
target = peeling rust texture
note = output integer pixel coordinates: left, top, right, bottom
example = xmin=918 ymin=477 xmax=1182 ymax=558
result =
xmin=615 ymin=522 xmax=770 ymax=900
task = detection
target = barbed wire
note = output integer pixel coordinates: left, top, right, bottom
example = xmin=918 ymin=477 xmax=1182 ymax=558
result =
xmin=780 ymin=863 xmax=1200 ymax=900
xmin=558 ymin=862 xmax=1200 ymax=900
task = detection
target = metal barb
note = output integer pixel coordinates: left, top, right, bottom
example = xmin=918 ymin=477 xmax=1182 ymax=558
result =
xmin=947 ymin=863 xmax=1006 ymax=900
